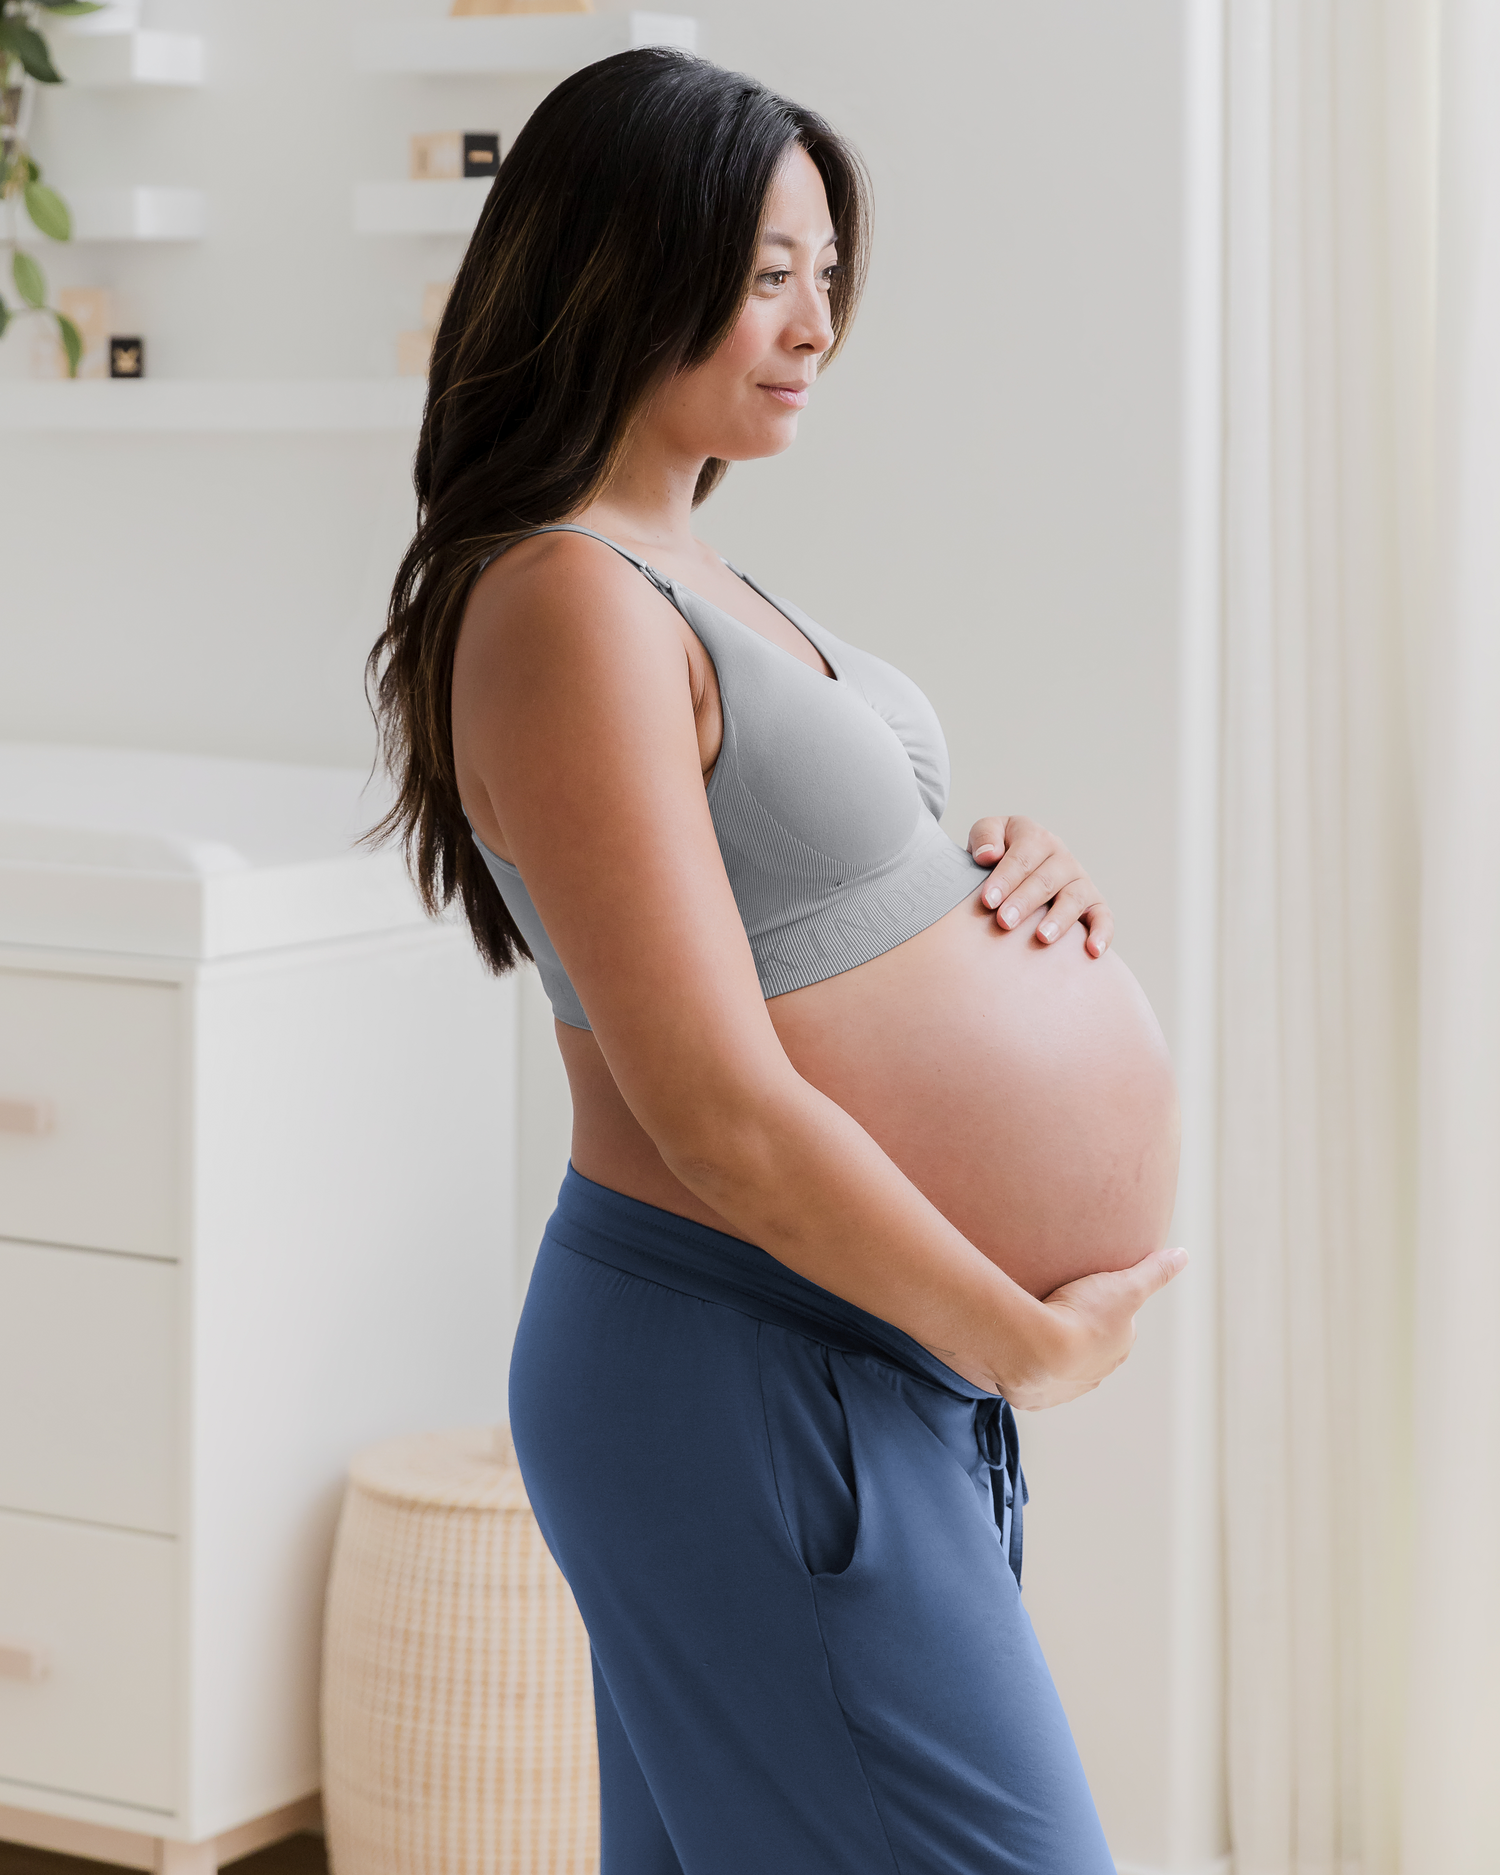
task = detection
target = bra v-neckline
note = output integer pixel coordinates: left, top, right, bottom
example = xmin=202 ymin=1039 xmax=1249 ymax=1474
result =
xmin=681 ymin=569 xmax=841 ymax=685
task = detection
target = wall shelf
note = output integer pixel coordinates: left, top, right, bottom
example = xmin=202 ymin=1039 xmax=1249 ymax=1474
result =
xmin=352 ymin=12 xmax=697 ymax=76
xmin=18 ymin=186 xmax=206 ymax=242
xmin=0 ymin=379 xmax=426 ymax=434
xmin=353 ymin=178 xmax=491 ymax=237
xmin=58 ymin=31 xmax=204 ymax=87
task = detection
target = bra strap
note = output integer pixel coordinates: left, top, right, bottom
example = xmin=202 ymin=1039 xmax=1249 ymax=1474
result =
xmin=489 ymin=523 xmax=674 ymax=597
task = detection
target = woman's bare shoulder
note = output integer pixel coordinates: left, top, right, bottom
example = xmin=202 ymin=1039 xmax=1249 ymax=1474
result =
xmin=464 ymin=527 xmax=661 ymax=655
xmin=454 ymin=525 xmax=697 ymax=790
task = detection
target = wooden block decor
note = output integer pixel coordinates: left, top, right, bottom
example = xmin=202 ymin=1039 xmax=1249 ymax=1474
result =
xmin=109 ymin=336 xmax=145 ymax=379
xmin=397 ymin=283 xmax=454 ymax=379
xmin=411 ymin=132 xmax=500 ymax=181
xmin=462 ymin=132 xmax=500 ymax=178
xmin=410 ymin=131 xmax=463 ymax=181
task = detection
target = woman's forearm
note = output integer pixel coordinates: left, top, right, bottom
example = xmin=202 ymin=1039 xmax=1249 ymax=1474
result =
xmin=658 ymin=1071 xmax=1067 ymax=1398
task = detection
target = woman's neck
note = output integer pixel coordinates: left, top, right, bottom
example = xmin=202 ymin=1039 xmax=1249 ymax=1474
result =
xmin=576 ymin=429 xmax=709 ymax=558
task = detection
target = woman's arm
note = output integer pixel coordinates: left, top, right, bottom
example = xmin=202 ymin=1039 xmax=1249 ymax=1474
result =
xmin=454 ymin=537 xmax=1183 ymax=1405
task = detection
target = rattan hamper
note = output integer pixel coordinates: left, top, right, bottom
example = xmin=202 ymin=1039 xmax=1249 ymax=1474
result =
xmin=321 ymin=1425 xmax=599 ymax=1875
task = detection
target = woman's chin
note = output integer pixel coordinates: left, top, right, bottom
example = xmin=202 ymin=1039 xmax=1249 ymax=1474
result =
xmin=716 ymin=418 xmax=801 ymax=464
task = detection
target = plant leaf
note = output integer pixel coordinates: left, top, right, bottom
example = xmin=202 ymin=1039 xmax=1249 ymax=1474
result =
xmin=24 ymin=180 xmax=71 ymax=241
xmin=55 ymin=308 xmax=82 ymax=376
xmin=0 ymin=19 xmax=63 ymax=84
xmin=0 ymin=296 xmax=10 ymax=340
xmin=12 ymin=247 xmax=46 ymax=308
xmin=40 ymin=4 xmax=108 ymax=14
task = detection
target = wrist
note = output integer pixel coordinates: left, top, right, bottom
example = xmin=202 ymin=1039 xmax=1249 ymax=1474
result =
xmin=990 ymin=1291 xmax=1066 ymax=1402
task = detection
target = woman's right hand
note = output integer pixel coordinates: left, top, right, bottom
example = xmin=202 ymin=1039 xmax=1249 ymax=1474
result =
xmin=1004 ymin=1246 xmax=1189 ymax=1410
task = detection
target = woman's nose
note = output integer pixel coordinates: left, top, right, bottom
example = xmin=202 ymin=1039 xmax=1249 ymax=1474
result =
xmin=788 ymin=280 xmax=835 ymax=355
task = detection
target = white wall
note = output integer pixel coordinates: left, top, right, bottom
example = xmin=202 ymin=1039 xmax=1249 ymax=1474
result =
xmin=0 ymin=3 xmax=1224 ymax=1867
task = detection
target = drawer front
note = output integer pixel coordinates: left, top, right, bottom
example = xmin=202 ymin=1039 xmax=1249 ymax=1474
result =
xmin=0 ymin=1511 xmax=176 ymax=1813
xmin=0 ymin=971 xmax=180 ymax=1256
xmin=0 ymin=1242 xmax=177 ymax=1535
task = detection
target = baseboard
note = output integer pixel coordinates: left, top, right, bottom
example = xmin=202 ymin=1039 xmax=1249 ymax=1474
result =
xmin=0 ymin=1793 xmax=321 ymax=1871
xmin=0 ymin=1804 xmax=154 ymax=1871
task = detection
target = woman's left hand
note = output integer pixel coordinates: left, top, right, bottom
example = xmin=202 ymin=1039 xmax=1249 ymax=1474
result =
xmin=968 ymin=815 xmax=1113 ymax=958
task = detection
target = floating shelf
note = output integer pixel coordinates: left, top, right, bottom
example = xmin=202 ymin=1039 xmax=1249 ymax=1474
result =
xmin=58 ymin=30 xmax=204 ymax=87
xmin=352 ymin=12 xmax=697 ymax=76
xmin=17 ymin=186 xmax=207 ymax=242
xmin=0 ymin=380 xmax=427 ymax=434
xmin=354 ymin=178 xmax=491 ymax=237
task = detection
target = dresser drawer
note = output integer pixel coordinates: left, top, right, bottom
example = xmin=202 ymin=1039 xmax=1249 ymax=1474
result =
xmin=0 ymin=971 xmax=180 ymax=1256
xmin=0 ymin=1241 xmax=177 ymax=1535
xmin=0 ymin=1512 xmax=176 ymax=1813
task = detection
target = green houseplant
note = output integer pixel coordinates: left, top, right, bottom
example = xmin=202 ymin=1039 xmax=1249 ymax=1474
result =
xmin=0 ymin=0 xmax=102 ymax=371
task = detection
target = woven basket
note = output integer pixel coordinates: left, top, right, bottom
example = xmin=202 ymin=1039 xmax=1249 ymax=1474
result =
xmin=322 ymin=1425 xmax=599 ymax=1875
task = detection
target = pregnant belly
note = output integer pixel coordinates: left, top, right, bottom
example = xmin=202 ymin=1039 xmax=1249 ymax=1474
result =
xmin=768 ymin=891 xmax=1181 ymax=1297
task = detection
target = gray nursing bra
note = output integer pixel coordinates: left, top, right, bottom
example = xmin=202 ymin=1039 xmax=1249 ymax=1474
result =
xmin=469 ymin=525 xmax=982 ymax=1031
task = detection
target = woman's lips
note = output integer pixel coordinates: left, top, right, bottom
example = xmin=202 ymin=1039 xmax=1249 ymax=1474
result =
xmin=760 ymin=383 xmax=809 ymax=408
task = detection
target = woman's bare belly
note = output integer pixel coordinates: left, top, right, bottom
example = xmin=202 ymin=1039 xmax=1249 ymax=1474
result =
xmin=562 ymin=889 xmax=1181 ymax=1299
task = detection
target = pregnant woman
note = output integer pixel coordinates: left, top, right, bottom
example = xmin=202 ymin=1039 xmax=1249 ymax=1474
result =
xmin=372 ymin=48 xmax=1183 ymax=1875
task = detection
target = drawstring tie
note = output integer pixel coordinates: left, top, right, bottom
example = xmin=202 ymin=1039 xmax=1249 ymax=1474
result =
xmin=975 ymin=1397 xmax=1028 ymax=1587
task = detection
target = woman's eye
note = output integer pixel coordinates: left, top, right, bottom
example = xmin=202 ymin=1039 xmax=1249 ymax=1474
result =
xmin=819 ymin=265 xmax=843 ymax=291
xmin=758 ymin=270 xmax=790 ymax=289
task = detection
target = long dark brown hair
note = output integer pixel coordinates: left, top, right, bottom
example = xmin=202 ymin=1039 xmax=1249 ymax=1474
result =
xmin=366 ymin=48 xmax=870 ymax=972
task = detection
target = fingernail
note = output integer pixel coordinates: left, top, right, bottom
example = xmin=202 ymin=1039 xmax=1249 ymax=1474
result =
xmin=1095 ymin=938 xmax=1108 ymax=955
xmin=974 ymin=844 xmax=997 ymax=861
xmin=1001 ymin=904 xmax=1020 ymax=928
xmin=1039 ymin=921 xmax=1058 ymax=943
xmin=1165 ymin=1247 xmax=1188 ymax=1272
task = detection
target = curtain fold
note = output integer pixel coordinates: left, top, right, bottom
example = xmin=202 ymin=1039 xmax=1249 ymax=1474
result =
xmin=1401 ymin=5 xmax=1500 ymax=1870
xmin=1218 ymin=4 xmax=1426 ymax=1871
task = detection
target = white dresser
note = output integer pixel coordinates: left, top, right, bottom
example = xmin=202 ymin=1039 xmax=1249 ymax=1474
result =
xmin=0 ymin=745 xmax=518 ymax=1873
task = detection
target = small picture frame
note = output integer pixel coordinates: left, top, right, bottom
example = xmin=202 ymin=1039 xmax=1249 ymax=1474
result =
xmin=109 ymin=336 xmax=145 ymax=379
xmin=410 ymin=132 xmax=462 ymax=181
xmin=58 ymin=287 xmax=113 ymax=380
xmin=463 ymin=133 xmax=500 ymax=178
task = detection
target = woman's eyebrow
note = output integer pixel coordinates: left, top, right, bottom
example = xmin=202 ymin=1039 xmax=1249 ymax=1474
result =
xmin=761 ymin=229 xmax=839 ymax=251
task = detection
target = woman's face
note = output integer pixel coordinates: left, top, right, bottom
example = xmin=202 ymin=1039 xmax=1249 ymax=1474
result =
xmin=651 ymin=145 xmax=839 ymax=465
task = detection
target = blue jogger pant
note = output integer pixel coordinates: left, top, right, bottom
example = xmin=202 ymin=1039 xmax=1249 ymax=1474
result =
xmin=509 ymin=1166 xmax=1115 ymax=1875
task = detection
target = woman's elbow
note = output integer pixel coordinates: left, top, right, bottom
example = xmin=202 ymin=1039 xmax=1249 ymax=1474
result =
xmin=645 ymin=1070 xmax=804 ymax=1205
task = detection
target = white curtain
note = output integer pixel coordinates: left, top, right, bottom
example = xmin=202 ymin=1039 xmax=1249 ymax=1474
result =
xmin=1218 ymin=4 xmax=1424 ymax=1870
xmin=1217 ymin=1 xmax=1500 ymax=1871
xmin=1402 ymin=4 xmax=1500 ymax=1870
